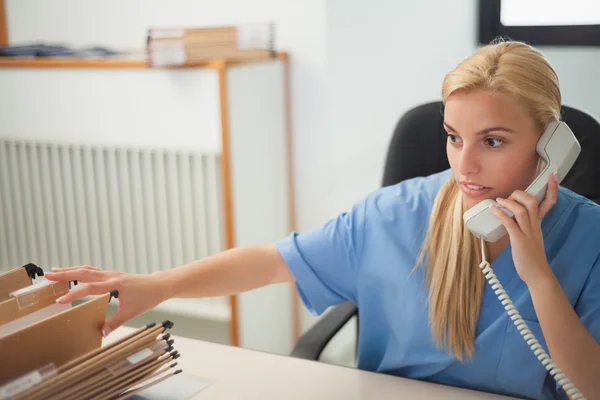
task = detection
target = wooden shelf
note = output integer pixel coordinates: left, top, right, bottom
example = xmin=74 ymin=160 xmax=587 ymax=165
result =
xmin=0 ymin=52 xmax=288 ymax=69
xmin=0 ymin=57 xmax=150 ymax=68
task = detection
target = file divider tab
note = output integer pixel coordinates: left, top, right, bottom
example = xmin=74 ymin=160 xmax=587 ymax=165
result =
xmin=9 ymin=279 xmax=69 ymax=310
xmin=0 ymin=280 xmax=71 ymax=327
xmin=0 ymin=267 xmax=33 ymax=302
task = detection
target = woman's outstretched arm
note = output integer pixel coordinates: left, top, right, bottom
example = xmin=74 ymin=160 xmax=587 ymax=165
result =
xmin=45 ymin=244 xmax=294 ymax=336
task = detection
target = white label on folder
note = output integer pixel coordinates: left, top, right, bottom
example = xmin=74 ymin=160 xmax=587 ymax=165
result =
xmin=127 ymin=348 xmax=154 ymax=365
xmin=10 ymin=279 xmax=54 ymax=297
xmin=149 ymin=29 xmax=185 ymax=39
xmin=149 ymin=42 xmax=187 ymax=67
xmin=236 ymin=24 xmax=273 ymax=49
xmin=0 ymin=371 xmax=42 ymax=400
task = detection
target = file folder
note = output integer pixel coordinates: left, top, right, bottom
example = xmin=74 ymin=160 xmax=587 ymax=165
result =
xmin=0 ymin=293 xmax=111 ymax=384
xmin=6 ymin=321 xmax=180 ymax=400
xmin=0 ymin=280 xmax=72 ymax=337
xmin=0 ymin=263 xmax=44 ymax=302
xmin=0 ymin=264 xmax=183 ymax=399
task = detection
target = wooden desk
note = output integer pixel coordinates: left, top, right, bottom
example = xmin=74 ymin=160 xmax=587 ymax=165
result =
xmin=105 ymin=326 xmax=517 ymax=400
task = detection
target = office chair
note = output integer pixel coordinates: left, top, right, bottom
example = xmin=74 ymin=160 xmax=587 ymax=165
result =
xmin=290 ymin=100 xmax=600 ymax=361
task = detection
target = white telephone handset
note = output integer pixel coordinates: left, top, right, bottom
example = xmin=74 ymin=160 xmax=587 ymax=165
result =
xmin=463 ymin=121 xmax=585 ymax=400
xmin=463 ymin=121 xmax=581 ymax=242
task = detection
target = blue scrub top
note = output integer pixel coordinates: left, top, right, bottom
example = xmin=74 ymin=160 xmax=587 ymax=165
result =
xmin=275 ymin=169 xmax=600 ymax=400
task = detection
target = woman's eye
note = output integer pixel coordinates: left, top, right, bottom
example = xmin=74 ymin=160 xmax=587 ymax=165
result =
xmin=485 ymin=138 xmax=504 ymax=147
xmin=447 ymin=134 xmax=462 ymax=144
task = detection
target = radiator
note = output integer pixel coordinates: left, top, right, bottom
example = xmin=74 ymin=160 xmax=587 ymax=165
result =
xmin=0 ymin=139 xmax=226 ymax=276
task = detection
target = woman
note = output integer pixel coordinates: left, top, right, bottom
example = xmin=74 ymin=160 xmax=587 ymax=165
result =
xmin=46 ymin=40 xmax=600 ymax=399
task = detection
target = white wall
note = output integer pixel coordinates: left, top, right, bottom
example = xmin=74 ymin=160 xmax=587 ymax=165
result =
xmin=0 ymin=68 xmax=224 ymax=152
xmin=5 ymin=0 xmax=330 ymax=233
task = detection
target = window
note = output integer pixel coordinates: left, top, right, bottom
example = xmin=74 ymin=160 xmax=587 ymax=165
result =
xmin=479 ymin=0 xmax=600 ymax=46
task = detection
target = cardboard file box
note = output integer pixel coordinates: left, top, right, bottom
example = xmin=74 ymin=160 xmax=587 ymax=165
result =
xmin=0 ymin=265 xmax=182 ymax=400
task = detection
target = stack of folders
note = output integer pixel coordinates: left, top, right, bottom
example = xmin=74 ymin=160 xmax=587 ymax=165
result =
xmin=0 ymin=264 xmax=181 ymax=400
xmin=147 ymin=22 xmax=276 ymax=67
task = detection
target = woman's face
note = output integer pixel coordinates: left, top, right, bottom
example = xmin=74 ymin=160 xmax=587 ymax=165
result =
xmin=444 ymin=89 xmax=541 ymax=209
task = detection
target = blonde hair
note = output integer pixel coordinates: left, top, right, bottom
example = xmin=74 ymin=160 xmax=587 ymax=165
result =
xmin=420 ymin=39 xmax=561 ymax=361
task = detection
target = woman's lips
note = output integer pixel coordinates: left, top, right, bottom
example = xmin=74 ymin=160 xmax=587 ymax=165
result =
xmin=460 ymin=183 xmax=492 ymax=198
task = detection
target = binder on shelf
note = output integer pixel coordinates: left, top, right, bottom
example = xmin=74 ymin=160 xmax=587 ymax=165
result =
xmin=147 ymin=23 xmax=277 ymax=67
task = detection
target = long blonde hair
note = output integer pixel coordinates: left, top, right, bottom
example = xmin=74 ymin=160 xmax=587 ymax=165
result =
xmin=420 ymin=39 xmax=561 ymax=362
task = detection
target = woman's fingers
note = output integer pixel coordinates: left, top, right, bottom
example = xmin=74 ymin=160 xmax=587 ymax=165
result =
xmin=103 ymin=309 xmax=136 ymax=337
xmin=507 ymin=190 xmax=540 ymax=226
xmin=56 ymin=280 xmax=119 ymax=304
xmin=47 ymin=267 xmax=156 ymax=338
xmin=45 ymin=267 xmax=115 ymax=284
xmin=495 ymin=197 xmax=529 ymax=235
xmin=538 ymin=171 xmax=559 ymax=219
xmin=490 ymin=204 xmax=522 ymax=238
xmin=51 ymin=265 xmax=101 ymax=272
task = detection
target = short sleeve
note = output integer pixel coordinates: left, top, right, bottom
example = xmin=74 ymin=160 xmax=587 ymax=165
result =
xmin=275 ymin=196 xmax=369 ymax=316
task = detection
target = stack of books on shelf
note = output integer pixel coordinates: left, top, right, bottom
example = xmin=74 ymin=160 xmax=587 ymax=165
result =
xmin=147 ymin=22 xmax=276 ymax=67
xmin=0 ymin=264 xmax=181 ymax=400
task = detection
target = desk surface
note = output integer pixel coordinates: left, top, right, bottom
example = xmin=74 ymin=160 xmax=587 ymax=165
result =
xmin=104 ymin=326 xmax=518 ymax=400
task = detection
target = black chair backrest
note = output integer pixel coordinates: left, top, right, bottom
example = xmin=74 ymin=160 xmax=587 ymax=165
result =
xmin=381 ymin=101 xmax=600 ymax=205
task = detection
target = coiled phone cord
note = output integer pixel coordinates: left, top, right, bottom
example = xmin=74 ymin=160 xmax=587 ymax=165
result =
xmin=478 ymin=238 xmax=585 ymax=400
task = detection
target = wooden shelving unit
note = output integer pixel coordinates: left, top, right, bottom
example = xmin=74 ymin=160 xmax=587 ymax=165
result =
xmin=0 ymin=51 xmax=300 ymax=354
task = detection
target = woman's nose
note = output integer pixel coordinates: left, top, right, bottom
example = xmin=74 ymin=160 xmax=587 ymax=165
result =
xmin=459 ymin=145 xmax=481 ymax=177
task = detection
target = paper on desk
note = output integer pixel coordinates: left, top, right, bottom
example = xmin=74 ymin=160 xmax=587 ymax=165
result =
xmin=128 ymin=373 xmax=212 ymax=400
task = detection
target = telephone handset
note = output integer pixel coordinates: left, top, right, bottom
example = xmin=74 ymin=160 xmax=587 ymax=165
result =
xmin=463 ymin=121 xmax=581 ymax=242
xmin=461 ymin=121 xmax=585 ymax=399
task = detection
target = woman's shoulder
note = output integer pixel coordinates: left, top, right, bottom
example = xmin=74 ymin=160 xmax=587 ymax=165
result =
xmin=541 ymin=185 xmax=600 ymax=249
xmin=354 ymin=169 xmax=452 ymax=234
xmin=557 ymin=185 xmax=600 ymax=209
xmin=368 ymin=169 xmax=452 ymax=209
xmin=547 ymin=186 xmax=600 ymax=272
xmin=554 ymin=185 xmax=600 ymax=225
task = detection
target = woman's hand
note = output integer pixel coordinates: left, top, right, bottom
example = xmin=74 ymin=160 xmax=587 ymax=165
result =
xmin=44 ymin=266 xmax=168 ymax=337
xmin=490 ymin=172 xmax=559 ymax=287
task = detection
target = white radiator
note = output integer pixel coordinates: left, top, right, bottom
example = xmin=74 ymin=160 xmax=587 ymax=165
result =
xmin=0 ymin=139 xmax=226 ymax=276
